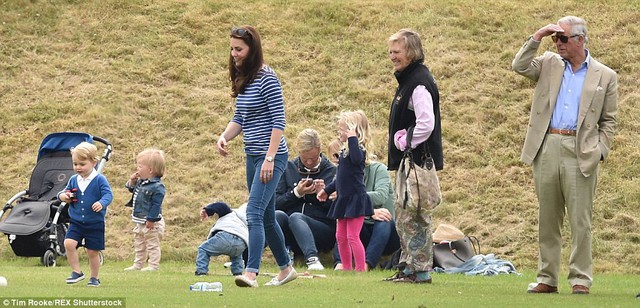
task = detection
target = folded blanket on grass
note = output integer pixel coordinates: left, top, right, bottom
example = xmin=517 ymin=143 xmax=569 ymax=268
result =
xmin=433 ymin=254 xmax=519 ymax=276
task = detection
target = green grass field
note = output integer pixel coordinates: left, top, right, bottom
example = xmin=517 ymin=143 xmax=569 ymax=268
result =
xmin=0 ymin=258 xmax=638 ymax=307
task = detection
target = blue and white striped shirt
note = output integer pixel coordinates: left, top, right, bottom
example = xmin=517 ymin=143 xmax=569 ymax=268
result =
xmin=232 ymin=66 xmax=288 ymax=155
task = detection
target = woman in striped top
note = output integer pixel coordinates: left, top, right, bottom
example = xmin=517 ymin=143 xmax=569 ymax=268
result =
xmin=216 ymin=25 xmax=297 ymax=288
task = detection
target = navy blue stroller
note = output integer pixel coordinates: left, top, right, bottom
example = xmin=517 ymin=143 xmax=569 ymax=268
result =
xmin=0 ymin=132 xmax=112 ymax=266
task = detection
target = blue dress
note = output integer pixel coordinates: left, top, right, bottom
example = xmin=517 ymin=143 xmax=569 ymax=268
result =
xmin=326 ymin=136 xmax=374 ymax=219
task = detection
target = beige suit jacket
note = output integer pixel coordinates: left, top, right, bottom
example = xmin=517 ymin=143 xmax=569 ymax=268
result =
xmin=512 ymin=37 xmax=618 ymax=177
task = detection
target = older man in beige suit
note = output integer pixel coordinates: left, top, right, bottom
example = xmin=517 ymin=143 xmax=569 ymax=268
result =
xmin=512 ymin=16 xmax=618 ymax=295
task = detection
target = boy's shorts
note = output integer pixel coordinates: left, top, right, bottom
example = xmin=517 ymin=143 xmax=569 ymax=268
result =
xmin=66 ymin=221 xmax=105 ymax=251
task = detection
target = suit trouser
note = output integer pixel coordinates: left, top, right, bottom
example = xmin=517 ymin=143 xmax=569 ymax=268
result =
xmin=532 ymin=134 xmax=597 ymax=288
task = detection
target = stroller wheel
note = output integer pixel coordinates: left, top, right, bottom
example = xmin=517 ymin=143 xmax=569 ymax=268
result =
xmin=42 ymin=249 xmax=56 ymax=267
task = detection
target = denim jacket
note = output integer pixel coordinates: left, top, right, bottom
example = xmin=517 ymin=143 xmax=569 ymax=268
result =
xmin=126 ymin=177 xmax=165 ymax=223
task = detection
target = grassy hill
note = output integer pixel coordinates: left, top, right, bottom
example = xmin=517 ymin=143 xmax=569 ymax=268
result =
xmin=1 ymin=0 xmax=639 ymax=273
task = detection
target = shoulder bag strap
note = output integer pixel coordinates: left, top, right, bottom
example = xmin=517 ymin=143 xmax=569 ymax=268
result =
xmin=468 ymin=235 xmax=481 ymax=255
xmin=403 ymin=127 xmax=424 ymax=212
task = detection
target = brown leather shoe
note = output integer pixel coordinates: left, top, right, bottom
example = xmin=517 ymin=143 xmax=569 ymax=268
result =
xmin=572 ymin=285 xmax=590 ymax=294
xmin=527 ymin=283 xmax=558 ymax=293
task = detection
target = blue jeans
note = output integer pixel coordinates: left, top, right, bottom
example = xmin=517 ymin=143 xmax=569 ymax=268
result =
xmin=196 ymin=231 xmax=246 ymax=275
xmin=333 ymin=219 xmax=399 ymax=268
xmin=275 ymin=210 xmax=299 ymax=256
xmin=276 ymin=211 xmax=335 ymax=260
xmin=245 ymin=153 xmax=290 ymax=273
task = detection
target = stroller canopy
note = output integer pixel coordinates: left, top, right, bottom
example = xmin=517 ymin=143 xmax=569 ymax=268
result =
xmin=38 ymin=132 xmax=94 ymax=160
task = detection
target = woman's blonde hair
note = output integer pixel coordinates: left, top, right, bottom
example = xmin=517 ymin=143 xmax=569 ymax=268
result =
xmin=337 ymin=110 xmax=372 ymax=165
xmin=388 ymin=28 xmax=424 ymax=63
xmin=137 ymin=148 xmax=166 ymax=177
xmin=295 ymin=128 xmax=322 ymax=153
xmin=71 ymin=142 xmax=98 ymax=162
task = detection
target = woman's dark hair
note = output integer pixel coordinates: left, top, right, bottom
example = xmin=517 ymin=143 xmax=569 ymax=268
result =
xmin=229 ymin=25 xmax=264 ymax=98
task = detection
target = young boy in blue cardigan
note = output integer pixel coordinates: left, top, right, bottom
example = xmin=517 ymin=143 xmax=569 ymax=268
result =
xmin=58 ymin=142 xmax=113 ymax=287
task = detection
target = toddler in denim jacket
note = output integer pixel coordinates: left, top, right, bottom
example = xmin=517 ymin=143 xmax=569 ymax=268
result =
xmin=124 ymin=148 xmax=166 ymax=271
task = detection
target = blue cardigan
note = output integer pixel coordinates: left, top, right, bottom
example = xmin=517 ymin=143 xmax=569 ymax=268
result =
xmin=59 ymin=174 xmax=113 ymax=224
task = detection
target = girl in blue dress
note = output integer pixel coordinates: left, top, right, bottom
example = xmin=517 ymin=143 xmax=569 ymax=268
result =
xmin=317 ymin=110 xmax=374 ymax=271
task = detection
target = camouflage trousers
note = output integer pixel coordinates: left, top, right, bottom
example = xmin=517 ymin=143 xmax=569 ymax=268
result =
xmin=395 ymin=204 xmax=433 ymax=272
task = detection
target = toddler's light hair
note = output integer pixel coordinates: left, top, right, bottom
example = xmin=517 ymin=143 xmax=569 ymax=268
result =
xmin=71 ymin=142 xmax=98 ymax=163
xmin=137 ymin=148 xmax=166 ymax=177
xmin=327 ymin=139 xmax=342 ymax=165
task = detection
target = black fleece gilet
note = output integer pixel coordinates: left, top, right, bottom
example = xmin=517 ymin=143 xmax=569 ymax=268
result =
xmin=387 ymin=60 xmax=443 ymax=171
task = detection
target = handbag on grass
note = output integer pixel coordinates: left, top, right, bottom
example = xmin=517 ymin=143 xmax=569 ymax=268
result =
xmin=396 ymin=127 xmax=442 ymax=212
xmin=432 ymin=236 xmax=480 ymax=269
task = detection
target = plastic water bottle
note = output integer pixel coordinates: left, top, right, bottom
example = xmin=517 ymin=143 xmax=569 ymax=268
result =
xmin=190 ymin=282 xmax=223 ymax=292
xmin=190 ymin=282 xmax=205 ymax=291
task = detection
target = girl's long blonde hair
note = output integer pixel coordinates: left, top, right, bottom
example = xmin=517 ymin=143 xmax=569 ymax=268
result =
xmin=337 ymin=110 xmax=373 ymax=165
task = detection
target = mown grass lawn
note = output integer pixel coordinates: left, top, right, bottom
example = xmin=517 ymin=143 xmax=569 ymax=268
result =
xmin=0 ymin=258 xmax=638 ymax=307
xmin=1 ymin=0 xmax=639 ymax=273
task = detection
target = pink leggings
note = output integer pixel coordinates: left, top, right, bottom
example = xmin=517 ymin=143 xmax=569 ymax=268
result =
xmin=336 ymin=216 xmax=366 ymax=271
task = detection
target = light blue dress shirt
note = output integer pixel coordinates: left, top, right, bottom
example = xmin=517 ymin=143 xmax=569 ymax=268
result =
xmin=550 ymin=50 xmax=591 ymax=130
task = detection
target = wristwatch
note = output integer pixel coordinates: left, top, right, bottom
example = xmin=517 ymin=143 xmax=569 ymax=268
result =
xmin=265 ymin=156 xmax=274 ymax=162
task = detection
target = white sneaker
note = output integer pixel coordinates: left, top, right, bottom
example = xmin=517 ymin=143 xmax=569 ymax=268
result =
xmin=334 ymin=263 xmax=343 ymax=271
xmin=124 ymin=265 xmax=141 ymax=271
xmin=306 ymin=257 xmax=325 ymax=271
xmin=307 ymin=261 xmax=325 ymax=271
xmin=223 ymin=262 xmax=232 ymax=268
xmin=141 ymin=267 xmax=158 ymax=272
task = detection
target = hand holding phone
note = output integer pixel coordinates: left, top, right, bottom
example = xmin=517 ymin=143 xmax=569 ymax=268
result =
xmin=297 ymin=178 xmax=315 ymax=195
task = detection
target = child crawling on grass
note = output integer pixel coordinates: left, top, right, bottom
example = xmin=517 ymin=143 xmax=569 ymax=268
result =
xmin=195 ymin=202 xmax=248 ymax=276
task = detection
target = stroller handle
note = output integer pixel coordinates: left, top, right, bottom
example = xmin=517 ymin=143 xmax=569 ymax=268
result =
xmin=92 ymin=136 xmax=111 ymax=148
xmin=92 ymin=136 xmax=113 ymax=175
xmin=1 ymin=190 xmax=28 ymax=219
